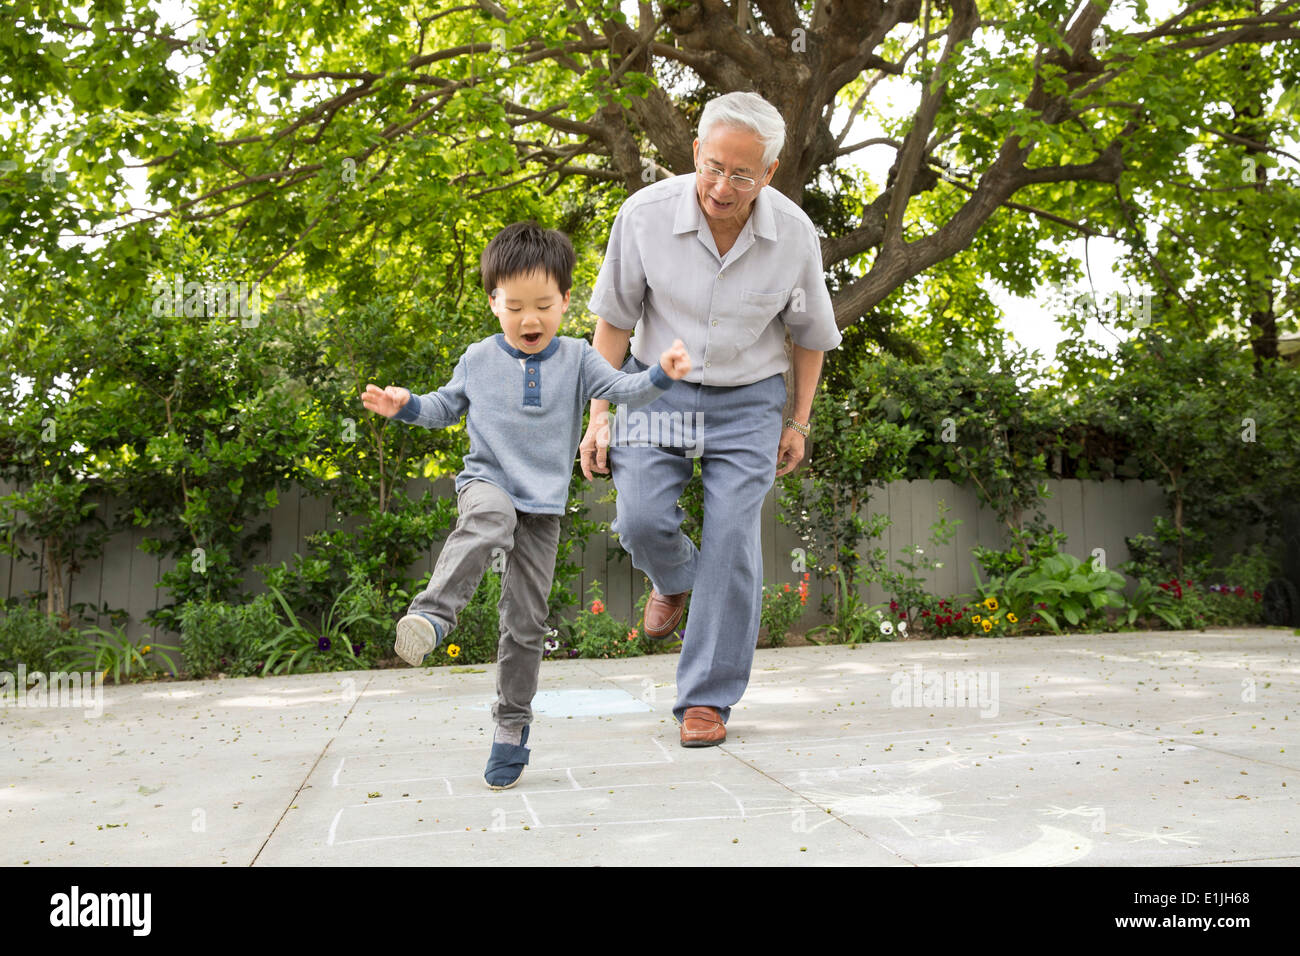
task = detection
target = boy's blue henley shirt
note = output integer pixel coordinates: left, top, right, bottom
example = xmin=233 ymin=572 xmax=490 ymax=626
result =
xmin=393 ymin=333 xmax=676 ymax=515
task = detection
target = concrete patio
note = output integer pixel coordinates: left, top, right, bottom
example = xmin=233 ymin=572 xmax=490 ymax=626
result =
xmin=3 ymin=627 xmax=1297 ymax=866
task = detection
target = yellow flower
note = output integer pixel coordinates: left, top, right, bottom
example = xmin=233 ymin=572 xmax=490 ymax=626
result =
xmin=141 ymin=645 xmax=152 ymax=654
xmin=1007 ymin=613 xmax=1018 ymax=623
xmin=981 ymin=619 xmax=992 ymax=632
xmin=447 ymin=644 xmax=460 ymax=658
xmin=971 ymin=614 xmax=981 ymax=623
xmin=984 ymin=597 xmax=998 ymax=611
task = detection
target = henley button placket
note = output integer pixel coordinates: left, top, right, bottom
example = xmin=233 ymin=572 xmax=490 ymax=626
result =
xmin=494 ymin=333 xmax=558 ymax=408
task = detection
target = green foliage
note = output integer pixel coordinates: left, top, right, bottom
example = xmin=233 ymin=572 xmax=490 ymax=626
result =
xmin=972 ymin=520 xmax=1069 ymax=581
xmin=0 ymin=477 xmax=110 ymax=624
xmin=969 ymin=552 xmax=1127 ymax=636
xmin=778 ymin=376 xmax=916 ymax=597
xmin=1077 ymin=332 xmax=1300 ymax=575
xmin=759 ymin=577 xmax=807 ymax=647
xmin=54 ymin=625 xmax=179 ymax=684
xmin=1193 ymin=544 xmax=1280 ymax=597
xmin=568 ymin=580 xmax=645 ymax=658
xmin=1121 ymin=578 xmax=1186 ymax=631
xmin=1 ymin=0 xmax=1291 ymax=661
xmin=256 ymin=487 xmax=455 ymax=632
xmin=177 ymin=594 xmax=282 ymax=678
xmin=259 ymin=571 xmax=384 ymax=674
xmin=1119 ymin=529 xmax=1178 ymax=585
xmin=434 ymin=567 xmax=505 ymax=666
xmin=0 ymin=604 xmax=66 ymax=670
xmin=880 ymin=500 xmax=962 ymax=632
xmin=805 ymin=567 xmax=891 ymax=645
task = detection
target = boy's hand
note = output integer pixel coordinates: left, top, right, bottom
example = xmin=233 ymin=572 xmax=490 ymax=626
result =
xmin=361 ymin=384 xmax=411 ymax=418
xmin=658 ymin=338 xmax=692 ymax=380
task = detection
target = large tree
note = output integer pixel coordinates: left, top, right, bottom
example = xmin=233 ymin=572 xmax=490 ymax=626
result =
xmin=4 ymin=0 xmax=1294 ymax=360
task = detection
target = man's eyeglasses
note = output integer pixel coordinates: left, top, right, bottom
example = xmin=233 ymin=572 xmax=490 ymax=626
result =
xmin=696 ymin=162 xmax=763 ymax=192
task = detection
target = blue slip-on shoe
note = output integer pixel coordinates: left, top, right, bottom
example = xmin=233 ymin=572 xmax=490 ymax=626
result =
xmin=484 ymin=724 xmax=530 ymax=791
xmin=394 ymin=613 xmax=442 ymax=666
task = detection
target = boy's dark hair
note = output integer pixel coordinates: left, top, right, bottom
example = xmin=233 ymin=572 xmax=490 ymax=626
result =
xmin=480 ymin=220 xmax=576 ymax=295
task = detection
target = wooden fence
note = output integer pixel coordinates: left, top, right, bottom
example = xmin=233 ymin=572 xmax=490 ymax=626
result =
xmin=0 ymin=477 xmax=1172 ymax=640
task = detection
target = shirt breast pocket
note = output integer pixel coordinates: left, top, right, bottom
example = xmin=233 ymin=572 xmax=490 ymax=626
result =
xmin=713 ymin=289 xmax=788 ymax=357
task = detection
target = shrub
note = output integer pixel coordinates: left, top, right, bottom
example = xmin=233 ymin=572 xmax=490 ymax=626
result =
xmin=260 ymin=570 xmax=386 ymax=674
xmin=570 ymin=581 xmax=645 ymax=658
xmin=178 ymin=594 xmax=282 ymax=677
xmin=760 ymin=576 xmax=807 ymax=647
xmin=0 ymin=604 xmax=67 ymax=671
xmin=968 ymin=551 xmax=1126 ymax=635
xmin=55 ymin=624 xmax=179 ymax=683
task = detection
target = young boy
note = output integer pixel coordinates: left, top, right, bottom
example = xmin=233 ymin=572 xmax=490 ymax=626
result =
xmin=361 ymin=220 xmax=691 ymax=790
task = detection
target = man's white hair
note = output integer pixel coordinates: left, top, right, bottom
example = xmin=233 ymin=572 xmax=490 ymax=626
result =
xmin=697 ymin=91 xmax=786 ymax=171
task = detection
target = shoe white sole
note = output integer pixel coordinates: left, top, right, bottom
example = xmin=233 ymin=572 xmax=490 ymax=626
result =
xmin=394 ymin=614 xmax=437 ymax=666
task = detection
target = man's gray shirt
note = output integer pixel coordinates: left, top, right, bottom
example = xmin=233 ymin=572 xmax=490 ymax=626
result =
xmin=394 ymin=333 xmax=675 ymax=514
xmin=588 ymin=172 xmax=842 ymax=387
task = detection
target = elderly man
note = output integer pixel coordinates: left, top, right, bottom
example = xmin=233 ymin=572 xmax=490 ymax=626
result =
xmin=581 ymin=91 xmax=842 ymax=747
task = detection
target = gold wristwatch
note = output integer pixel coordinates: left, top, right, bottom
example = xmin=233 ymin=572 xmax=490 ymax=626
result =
xmin=785 ymin=417 xmax=810 ymax=437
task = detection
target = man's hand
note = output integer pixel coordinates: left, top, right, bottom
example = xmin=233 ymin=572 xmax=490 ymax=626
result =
xmin=658 ymin=338 xmax=692 ymax=379
xmin=580 ymin=409 xmax=612 ymax=479
xmin=361 ymin=384 xmax=411 ymax=419
xmin=775 ymin=426 xmax=806 ymax=477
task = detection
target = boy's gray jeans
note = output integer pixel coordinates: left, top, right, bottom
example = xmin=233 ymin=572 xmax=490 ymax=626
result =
xmin=407 ymin=478 xmax=560 ymax=729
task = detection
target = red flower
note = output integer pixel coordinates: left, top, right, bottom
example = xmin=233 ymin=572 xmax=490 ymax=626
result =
xmin=921 ymin=610 xmax=930 ymax=617
xmin=889 ymin=600 xmax=898 ymax=611
xmin=590 ymin=599 xmax=605 ymax=614
xmin=899 ymin=612 xmax=906 ymax=620
xmin=1253 ymin=590 xmax=1261 ymax=601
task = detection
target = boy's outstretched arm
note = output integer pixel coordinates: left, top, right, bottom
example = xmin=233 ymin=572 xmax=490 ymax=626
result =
xmin=361 ymin=352 xmax=471 ymax=429
xmin=580 ymin=338 xmax=691 ymax=410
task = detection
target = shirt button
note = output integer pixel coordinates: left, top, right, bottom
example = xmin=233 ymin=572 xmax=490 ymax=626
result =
xmin=711 ymin=320 xmax=718 ymax=326
xmin=528 ymin=381 xmax=535 ymax=386
xmin=705 ymin=361 xmax=711 ymax=367
xmin=528 ymin=367 xmax=535 ymax=373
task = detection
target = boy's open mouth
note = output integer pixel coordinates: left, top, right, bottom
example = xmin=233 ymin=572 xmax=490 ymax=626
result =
xmin=522 ymin=332 xmax=542 ymax=345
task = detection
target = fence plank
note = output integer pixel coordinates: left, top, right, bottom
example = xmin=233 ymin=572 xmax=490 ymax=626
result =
xmin=124 ymin=522 xmax=159 ymax=642
xmin=98 ymin=498 xmax=132 ymax=626
xmin=924 ymin=479 xmax=953 ymax=599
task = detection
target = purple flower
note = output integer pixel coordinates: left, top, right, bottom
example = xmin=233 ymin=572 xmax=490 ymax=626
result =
xmin=1209 ymin=584 xmax=1221 ymax=592
xmin=351 ymin=644 xmax=362 ymax=655
xmin=318 ymin=636 xmax=331 ymax=652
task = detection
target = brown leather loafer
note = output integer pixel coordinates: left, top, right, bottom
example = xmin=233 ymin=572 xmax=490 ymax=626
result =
xmin=643 ymin=588 xmax=690 ymax=638
xmin=679 ymin=705 xmax=726 ymax=747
